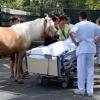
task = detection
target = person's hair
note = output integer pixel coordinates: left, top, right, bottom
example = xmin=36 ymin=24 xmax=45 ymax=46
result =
xmin=67 ymin=17 xmax=71 ymax=20
xmin=10 ymin=16 xmax=20 ymax=22
xmin=96 ymin=18 xmax=100 ymax=25
xmin=79 ymin=11 xmax=88 ymax=19
xmin=52 ymin=16 xmax=59 ymax=22
xmin=59 ymin=15 xmax=68 ymax=22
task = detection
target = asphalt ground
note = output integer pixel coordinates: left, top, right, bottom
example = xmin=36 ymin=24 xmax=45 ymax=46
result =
xmin=0 ymin=58 xmax=100 ymax=100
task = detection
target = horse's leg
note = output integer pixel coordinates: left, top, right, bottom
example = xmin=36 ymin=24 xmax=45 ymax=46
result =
xmin=19 ymin=58 xmax=24 ymax=79
xmin=10 ymin=60 xmax=14 ymax=78
xmin=14 ymin=53 xmax=19 ymax=81
xmin=17 ymin=51 xmax=25 ymax=84
xmin=14 ymin=52 xmax=24 ymax=82
xmin=20 ymin=52 xmax=26 ymax=79
xmin=14 ymin=53 xmax=24 ymax=80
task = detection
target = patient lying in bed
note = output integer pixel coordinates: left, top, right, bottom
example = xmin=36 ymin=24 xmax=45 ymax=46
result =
xmin=27 ymin=38 xmax=76 ymax=59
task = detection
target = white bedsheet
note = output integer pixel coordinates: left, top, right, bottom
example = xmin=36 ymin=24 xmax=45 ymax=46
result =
xmin=27 ymin=38 xmax=76 ymax=59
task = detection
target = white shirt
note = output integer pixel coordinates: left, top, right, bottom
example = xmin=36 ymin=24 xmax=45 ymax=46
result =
xmin=70 ymin=20 xmax=100 ymax=56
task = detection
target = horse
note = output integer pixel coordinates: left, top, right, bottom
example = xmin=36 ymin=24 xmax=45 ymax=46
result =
xmin=0 ymin=17 xmax=57 ymax=83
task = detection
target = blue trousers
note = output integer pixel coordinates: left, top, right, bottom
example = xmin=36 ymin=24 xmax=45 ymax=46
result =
xmin=77 ymin=53 xmax=94 ymax=94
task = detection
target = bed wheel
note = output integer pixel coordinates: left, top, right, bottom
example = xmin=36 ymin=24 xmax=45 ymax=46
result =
xmin=37 ymin=78 xmax=42 ymax=84
xmin=72 ymin=78 xmax=78 ymax=87
xmin=61 ymin=81 xmax=68 ymax=88
xmin=41 ymin=77 xmax=49 ymax=85
xmin=37 ymin=76 xmax=48 ymax=85
xmin=37 ymin=76 xmax=43 ymax=84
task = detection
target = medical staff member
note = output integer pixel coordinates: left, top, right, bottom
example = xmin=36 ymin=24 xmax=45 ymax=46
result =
xmin=70 ymin=12 xmax=100 ymax=97
xmin=58 ymin=15 xmax=70 ymax=41
xmin=96 ymin=18 xmax=100 ymax=67
xmin=67 ymin=17 xmax=74 ymax=29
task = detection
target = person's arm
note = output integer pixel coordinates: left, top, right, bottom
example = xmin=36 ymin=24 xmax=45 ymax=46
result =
xmin=95 ymin=25 xmax=100 ymax=36
xmin=95 ymin=35 xmax=100 ymax=43
xmin=69 ymin=25 xmax=79 ymax=46
xmin=95 ymin=25 xmax=100 ymax=43
xmin=70 ymin=32 xmax=79 ymax=46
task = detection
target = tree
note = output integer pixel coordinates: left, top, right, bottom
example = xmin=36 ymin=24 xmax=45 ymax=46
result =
xmin=86 ymin=0 xmax=100 ymax=9
xmin=0 ymin=0 xmax=99 ymax=16
xmin=0 ymin=0 xmax=24 ymax=9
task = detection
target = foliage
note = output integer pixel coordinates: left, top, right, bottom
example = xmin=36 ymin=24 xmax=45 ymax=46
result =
xmin=86 ymin=0 xmax=100 ymax=9
xmin=0 ymin=0 xmax=100 ymax=15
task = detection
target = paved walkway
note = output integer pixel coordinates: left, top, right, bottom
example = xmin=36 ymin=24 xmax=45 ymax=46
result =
xmin=0 ymin=58 xmax=100 ymax=100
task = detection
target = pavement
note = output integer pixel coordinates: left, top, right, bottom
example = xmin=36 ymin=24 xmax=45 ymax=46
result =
xmin=0 ymin=58 xmax=100 ymax=100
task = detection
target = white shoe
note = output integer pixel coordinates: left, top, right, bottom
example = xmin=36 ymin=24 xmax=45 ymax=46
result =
xmin=74 ymin=89 xmax=85 ymax=96
xmin=87 ymin=93 xmax=93 ymax=97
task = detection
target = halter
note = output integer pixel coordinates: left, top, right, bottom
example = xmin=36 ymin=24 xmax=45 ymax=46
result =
xmin=41 ymin=18 xmax=50 ymax=38
xmin=44 ymin=19 xmax=48 ymax=32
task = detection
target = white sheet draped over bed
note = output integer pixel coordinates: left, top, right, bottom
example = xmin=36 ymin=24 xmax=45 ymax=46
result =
xmin=27 ymin=38 xmax=76 ymax=59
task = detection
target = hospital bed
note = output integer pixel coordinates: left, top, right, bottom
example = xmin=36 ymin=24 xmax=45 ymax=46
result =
xmin=26 ymin=39 xmax=77 ymax=88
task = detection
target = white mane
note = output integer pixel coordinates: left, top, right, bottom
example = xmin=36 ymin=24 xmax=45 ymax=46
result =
xmin=11 ymin=18 xmax=45 ymax=43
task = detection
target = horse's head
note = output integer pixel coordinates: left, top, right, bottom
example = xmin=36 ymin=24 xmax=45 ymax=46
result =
xmin=41 ymin=17 xmax=58 ymax=38
xmin=11 ymin=17 xmax=58 ymax=42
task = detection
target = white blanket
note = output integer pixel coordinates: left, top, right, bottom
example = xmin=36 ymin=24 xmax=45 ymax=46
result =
xmin=27 ymin=38 xmax=76 ymax=59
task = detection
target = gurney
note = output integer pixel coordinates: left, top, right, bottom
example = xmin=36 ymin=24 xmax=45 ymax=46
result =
xmin=27 ymin=38 xmax=77 ymax=88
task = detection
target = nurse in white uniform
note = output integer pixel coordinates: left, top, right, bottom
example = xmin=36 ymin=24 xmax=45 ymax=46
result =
xmin=70 ymin=12 xmax=100 ymax=96
xmin=96 ymin=18 xmax=100 ymax=66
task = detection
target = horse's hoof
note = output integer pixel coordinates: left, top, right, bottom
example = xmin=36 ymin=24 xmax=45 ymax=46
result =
xmin=20 ymin=74 xmax=24 ymax=79
xmin=14 ymin=79 xmax=18 ymax=82
xmin=17 ymin=80 xmax=24 ymax=84
xmin=10 ymin=75 xmax=14 ymax=79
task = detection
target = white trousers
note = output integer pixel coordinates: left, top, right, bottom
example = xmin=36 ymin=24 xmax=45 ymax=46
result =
xmin=77 ymin=53 xmax=94 ymax=94
xmin=97 ymin=44 xmax=100 ymax=64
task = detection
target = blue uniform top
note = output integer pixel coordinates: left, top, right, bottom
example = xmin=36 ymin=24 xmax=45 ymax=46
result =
xmin=70 ymin=20 xmax=100 ymax=56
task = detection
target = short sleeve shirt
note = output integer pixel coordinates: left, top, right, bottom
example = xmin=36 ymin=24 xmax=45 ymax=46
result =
xmin=70 ymin=20 xmax=100 ymax=56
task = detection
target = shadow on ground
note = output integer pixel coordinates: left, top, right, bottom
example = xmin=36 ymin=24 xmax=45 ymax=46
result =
xmin=0 ymin=58 xmax=100 ymax=100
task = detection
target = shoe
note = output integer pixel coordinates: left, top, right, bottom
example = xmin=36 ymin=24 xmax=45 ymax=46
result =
xmin=87 ymin=93 xmax=93 ymax=97
xmin=74 ymin=89 xmax=85 ymax=96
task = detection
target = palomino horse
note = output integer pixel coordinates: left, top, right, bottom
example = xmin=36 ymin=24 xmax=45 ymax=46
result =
xmin=0 ymin=17 xmax=57 ymax=83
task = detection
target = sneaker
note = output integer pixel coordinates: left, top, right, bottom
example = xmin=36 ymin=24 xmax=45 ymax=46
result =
xmin=74 ymin=89 xmax=85 ymax=96
xmin=87 ymin=93 xmax=93 ymax=97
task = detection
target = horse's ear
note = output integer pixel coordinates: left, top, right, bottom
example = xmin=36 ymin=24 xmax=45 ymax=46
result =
xmin=44 ymin=19 xmax=47 ymax=24
xmin=45 ymin=15 xmax=51 ymax=20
